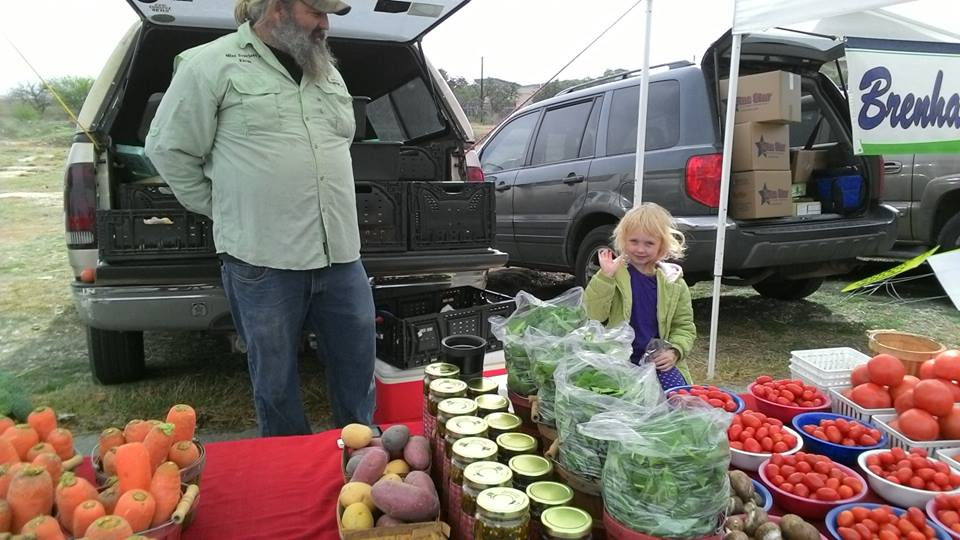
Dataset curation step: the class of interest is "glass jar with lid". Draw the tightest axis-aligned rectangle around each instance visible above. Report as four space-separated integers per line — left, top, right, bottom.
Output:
508 454 554 492
448 437 498 539
462 461 513 540
476 394 510 416
467 377 500 398
423 362 460 397
484 412 523 440
539 506 592 540
475 487 530 540
426 378 467 440
526 481 574 539
443 416 489 506
437 397 479 440
496 432 538 465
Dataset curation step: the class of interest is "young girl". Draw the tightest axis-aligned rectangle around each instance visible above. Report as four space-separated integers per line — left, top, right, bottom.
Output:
584 202 696 390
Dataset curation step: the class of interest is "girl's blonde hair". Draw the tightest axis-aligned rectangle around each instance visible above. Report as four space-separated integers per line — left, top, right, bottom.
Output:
612 202 686 261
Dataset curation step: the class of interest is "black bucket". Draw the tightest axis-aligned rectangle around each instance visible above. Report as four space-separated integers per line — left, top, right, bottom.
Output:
441 334 487 382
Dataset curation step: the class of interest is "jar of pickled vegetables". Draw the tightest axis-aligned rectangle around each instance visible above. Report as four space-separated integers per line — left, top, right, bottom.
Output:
462 461 513 540
475 487 530 540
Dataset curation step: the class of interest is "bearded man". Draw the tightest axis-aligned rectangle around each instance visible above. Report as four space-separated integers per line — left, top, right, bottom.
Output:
145 0 376 436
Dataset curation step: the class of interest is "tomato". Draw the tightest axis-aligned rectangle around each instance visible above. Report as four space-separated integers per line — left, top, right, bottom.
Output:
792 483 810 498
934 349 960 381
860 518 879 533
895 389 916 414
851 364 871 386
920 359 938 380
744 438 762 452
756 375 773 384
836 510 855 527
817 487 839 501
851 506 871 520
837 485 854 499
837 527 859 540
851 382 893 409
891 375 921 401
939 510 960 526
936 378 960 401
908 506 927 528
870 506 891 523
869 353 907 386
741 413 761 429
912 379 955 416
899 408 941 441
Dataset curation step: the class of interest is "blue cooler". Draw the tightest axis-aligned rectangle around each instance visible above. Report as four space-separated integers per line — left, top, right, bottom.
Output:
815 171 865 213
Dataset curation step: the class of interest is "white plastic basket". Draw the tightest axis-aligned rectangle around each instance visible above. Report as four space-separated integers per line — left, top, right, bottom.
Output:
873 413 960 454
828 386 895 424
791 347 871 374
789 363 851 390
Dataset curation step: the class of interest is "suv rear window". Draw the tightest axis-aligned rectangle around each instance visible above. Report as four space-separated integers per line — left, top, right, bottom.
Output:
606 80 679 155
367 77 444 142
530 99 595 166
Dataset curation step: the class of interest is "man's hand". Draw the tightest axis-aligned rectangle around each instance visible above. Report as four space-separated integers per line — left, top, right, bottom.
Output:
651 348 679 371
598 248 625 278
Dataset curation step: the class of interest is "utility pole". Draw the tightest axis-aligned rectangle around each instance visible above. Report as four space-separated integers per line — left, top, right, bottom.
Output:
479 56 484 124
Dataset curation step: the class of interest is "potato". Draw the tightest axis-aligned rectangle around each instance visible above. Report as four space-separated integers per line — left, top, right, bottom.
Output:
382 425 410 458
779 514 820 540
341 502 374 530
380 473 403 483
404 470 438 499
384 459 410 477
341 424 373 450
755 522 782 540
724 532 750 540
376 515 405 527
402 435 431 471
339 482 375 511
352 447 390 485
371 478 440 521
729 470 754 501
345 454 364 480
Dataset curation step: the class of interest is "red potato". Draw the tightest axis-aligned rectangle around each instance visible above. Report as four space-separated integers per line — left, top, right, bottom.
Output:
370 477 439 522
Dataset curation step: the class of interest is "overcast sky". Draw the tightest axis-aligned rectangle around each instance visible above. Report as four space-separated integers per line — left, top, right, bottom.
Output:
0 0 951 95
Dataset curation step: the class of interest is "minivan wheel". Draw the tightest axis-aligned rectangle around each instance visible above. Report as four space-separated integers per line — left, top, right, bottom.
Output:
86 326 145 384
752 276 824 301
574 225 616 286
937 213 960 252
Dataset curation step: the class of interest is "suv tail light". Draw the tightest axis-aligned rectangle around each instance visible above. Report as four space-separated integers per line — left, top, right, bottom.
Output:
466 166 485 182
64 162 97 248
685 153 723 208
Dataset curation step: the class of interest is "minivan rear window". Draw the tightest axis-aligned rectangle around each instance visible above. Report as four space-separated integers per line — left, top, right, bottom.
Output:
606 80 679 155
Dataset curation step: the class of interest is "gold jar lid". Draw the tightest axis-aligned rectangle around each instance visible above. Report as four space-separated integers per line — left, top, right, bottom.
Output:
468 377 499 394
525 481 574 506
508 454 553 478
476 487 530 520
446 415 487 437
425 362 460 378
475 394 510 412
438 397 478 417
453 437 498 461
496 432 537 453
464 460 513 488
429 378 467 398
485 412 522 432
540 506 593 538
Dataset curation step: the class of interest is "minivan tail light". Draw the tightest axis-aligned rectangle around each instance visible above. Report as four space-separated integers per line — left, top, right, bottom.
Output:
685 153 723 208
466 166 485 182
64 162 97 248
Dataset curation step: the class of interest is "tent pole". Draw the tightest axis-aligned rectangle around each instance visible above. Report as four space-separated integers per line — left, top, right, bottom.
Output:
707 32 743 379
632 0 653 207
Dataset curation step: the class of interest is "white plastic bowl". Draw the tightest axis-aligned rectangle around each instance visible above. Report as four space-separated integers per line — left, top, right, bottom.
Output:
730 426 804 471
857 448 960 508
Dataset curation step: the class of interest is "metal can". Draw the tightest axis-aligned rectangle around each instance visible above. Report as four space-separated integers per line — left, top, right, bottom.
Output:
508 454 553 492
526 481 574 539
448 437 499 539
496 432 538 465
462 461 513 540
476 394 511 416
540 506 592 540
475 487 530 540
485 412 523 440
437 398 479 440
426 378 467 441
468 377 500 398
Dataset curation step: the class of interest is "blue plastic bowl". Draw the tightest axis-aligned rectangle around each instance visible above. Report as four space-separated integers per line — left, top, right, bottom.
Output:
666 385 746 413
791 411 889 467
752 478 773 512
825 502 950 540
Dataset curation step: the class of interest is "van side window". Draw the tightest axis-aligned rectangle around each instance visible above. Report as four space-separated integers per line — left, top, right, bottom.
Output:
606 81 679 155
480 112 539 173
579 96 604 158
530 100 594 166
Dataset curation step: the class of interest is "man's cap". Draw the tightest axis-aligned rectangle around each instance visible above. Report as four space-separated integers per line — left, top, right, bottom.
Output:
302 0 351 15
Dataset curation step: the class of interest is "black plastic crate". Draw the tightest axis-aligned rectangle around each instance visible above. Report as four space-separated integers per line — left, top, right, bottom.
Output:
118 183 182 210
357 181 407 253
350 142 401 181
97 209 216 262
374 286 516 370
409 182 495 250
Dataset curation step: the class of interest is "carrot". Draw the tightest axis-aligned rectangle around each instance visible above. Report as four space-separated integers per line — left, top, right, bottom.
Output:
72 499 105 537
113 489 156 533
0 498 10 533
122 420 150 444
44 428 74 461
0 438 18 465
0 462 25 498
142 423 176 471
167 440 200 469
97 483 120 514
102 446 118 477
31 452 62 486
7 464 53 533
2 424 40 461
149 462 180 527
26 407 57 441
0 416 13 435
114 443 151 494
26 442 55 462
20 514 65 540
98 427 125 461
55 472 98 534
83 515 134 540
165 404 196 443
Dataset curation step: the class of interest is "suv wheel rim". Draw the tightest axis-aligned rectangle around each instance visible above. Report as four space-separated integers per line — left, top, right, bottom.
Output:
584 246 605 281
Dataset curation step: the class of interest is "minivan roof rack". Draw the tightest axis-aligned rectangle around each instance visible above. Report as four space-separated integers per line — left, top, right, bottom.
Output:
554 60 694 96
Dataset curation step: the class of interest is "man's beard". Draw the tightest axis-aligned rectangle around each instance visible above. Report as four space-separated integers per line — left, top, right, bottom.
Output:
270 9 337 79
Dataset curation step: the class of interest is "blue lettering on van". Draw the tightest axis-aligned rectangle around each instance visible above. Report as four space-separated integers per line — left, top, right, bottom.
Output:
858 66 960 131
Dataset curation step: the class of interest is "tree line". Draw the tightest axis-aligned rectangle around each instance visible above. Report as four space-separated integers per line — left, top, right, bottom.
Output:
5 76 95 119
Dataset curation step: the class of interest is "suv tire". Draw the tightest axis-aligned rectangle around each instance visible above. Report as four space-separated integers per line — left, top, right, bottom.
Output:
752 276 824 301
575 225 615 286
937 213 960 252
87 327 145 384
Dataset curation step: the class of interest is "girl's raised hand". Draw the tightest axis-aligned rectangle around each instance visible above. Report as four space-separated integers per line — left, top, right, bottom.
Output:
598 248 624 278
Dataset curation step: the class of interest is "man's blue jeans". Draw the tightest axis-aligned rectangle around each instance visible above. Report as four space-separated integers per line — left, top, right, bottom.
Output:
221 258 376 436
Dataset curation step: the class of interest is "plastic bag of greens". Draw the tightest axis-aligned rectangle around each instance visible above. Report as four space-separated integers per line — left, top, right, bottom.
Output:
570 321 633 359
490 287 587 396
553 352 661 480
579 395 733 538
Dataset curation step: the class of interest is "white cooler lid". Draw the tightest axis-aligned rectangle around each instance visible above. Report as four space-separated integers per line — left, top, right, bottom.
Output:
375 350 506 384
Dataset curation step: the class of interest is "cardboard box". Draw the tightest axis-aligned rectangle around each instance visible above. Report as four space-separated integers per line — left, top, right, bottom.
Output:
733 122 790 172
790 149 829 184
793 201 822 216
720 70 801 124
790 183 807 198
730 171 792 219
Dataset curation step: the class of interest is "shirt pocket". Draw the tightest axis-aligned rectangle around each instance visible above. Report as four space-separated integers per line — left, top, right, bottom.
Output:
315 78 356 140
230 75 282 135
